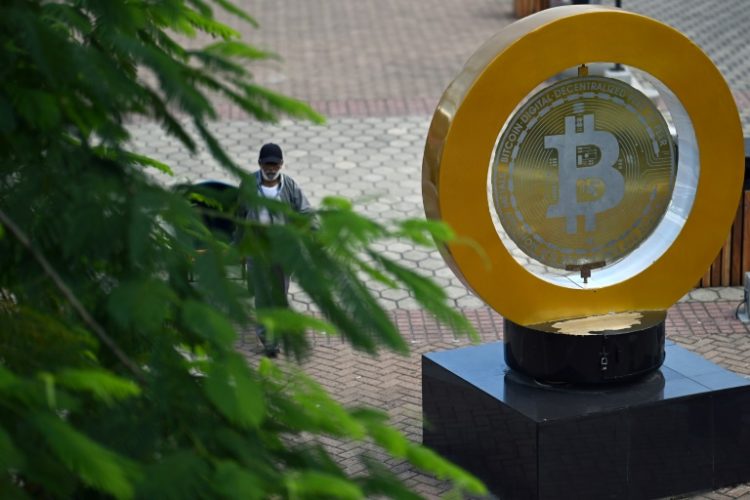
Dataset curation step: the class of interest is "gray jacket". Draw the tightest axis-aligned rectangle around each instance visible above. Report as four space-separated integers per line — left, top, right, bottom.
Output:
236 171 312 230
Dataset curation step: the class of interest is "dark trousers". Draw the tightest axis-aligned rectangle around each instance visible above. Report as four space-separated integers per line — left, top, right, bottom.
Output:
246 259 290 352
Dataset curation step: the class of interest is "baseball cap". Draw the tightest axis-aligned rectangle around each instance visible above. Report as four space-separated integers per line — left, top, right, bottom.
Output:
259 143 283 164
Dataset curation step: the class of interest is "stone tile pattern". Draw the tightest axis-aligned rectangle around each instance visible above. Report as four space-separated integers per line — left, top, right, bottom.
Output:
626 0 750 137
202 0 750 134
215 0 515 111
236 300 750 499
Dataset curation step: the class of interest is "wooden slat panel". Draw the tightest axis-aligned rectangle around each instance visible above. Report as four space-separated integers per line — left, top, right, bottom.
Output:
731 197 743 285
711 249 722 286
693 190 749 288
721 232 731 285
514 0 530 17
514 0 549 18
743 190 750 284
702 263 712 287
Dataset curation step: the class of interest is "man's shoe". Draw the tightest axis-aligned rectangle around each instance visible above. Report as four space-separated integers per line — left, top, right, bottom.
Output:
263 346 280 358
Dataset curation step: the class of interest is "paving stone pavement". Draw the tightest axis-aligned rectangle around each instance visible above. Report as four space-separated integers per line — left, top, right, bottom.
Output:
626 0 750 138
128 0 750 497
208 0 750 135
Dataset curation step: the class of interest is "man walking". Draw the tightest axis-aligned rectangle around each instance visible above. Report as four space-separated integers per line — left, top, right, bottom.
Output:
236 143 313 357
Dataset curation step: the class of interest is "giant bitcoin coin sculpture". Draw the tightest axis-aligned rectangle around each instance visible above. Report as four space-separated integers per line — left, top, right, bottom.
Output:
422 5 744 382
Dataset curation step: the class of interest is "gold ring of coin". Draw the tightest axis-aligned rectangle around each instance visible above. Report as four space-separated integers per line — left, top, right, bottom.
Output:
422 6 744 325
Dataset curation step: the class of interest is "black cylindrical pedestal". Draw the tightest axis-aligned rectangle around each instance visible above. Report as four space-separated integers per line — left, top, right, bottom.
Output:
504 311 666 384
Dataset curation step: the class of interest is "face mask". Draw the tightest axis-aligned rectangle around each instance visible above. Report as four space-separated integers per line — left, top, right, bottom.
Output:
261 168 281 182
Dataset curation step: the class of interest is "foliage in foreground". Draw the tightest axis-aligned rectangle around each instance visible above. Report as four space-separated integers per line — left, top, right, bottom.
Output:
0 0 485 498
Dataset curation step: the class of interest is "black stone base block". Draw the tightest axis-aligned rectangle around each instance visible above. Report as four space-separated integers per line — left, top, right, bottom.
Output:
504 311 666 384
422 342 750 500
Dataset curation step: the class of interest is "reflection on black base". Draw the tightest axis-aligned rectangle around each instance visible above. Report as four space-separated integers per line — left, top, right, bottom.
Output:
504 311 666 384
422 342 750 500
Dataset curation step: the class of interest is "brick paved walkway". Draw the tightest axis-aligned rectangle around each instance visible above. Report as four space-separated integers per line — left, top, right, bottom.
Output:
219 0 515 115
129 0 750 497
213 0 750 134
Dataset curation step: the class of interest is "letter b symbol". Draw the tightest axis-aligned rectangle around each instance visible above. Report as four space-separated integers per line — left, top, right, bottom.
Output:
545 114 624 233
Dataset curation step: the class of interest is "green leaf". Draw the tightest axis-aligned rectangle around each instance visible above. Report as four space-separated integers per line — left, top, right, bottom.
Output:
256 356 279 379
125 191 160 266
204 353 265 428
190 247 247 321
9 87 61 131
241 83 325 123
367 422 409 458
358 457 423 500
316 202 385 251
353 259 398 288
108 278 177 333
137 451 211 500
142 87 198 151
43 3 93 34
188 192 223 210
320 196 353 210
55 369 140 404
212 461 264 499
276 233 405 354
193 119 240 171
353 409 486 495
121 151 174 174
185 0 213 17
33 414 140 499
181 300 236 347
286 471 363 499
286 372 366 438
0 366 17 391
39 372 57 410
0 309 98 375
89 147 173 175
256 308 338 336
19 450 77 497
396 219 455 246
406 446 486 495
205 40 275 61
0 426 24 470
0 480 31 500
210 0 259 26
370 252 477 342
183 9 239 39
0 95 15 133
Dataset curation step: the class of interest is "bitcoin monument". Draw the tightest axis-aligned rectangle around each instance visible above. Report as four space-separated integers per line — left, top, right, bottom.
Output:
494 73 677 383
421 6 750 499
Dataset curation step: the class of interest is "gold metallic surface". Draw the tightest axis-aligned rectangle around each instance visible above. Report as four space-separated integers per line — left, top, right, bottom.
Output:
550 311 643 336
492 76 676 269
422 5 744 325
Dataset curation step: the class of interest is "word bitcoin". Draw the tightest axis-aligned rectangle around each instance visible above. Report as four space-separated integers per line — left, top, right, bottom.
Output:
492 76 676 269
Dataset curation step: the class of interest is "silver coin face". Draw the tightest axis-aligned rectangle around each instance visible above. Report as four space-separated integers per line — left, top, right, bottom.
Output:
492 76 676 269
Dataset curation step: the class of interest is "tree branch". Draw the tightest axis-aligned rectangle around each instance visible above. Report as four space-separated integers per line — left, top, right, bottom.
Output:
0 208 145 382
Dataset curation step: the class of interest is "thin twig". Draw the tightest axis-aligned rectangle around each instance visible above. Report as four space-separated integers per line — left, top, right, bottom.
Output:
0 209 145 382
